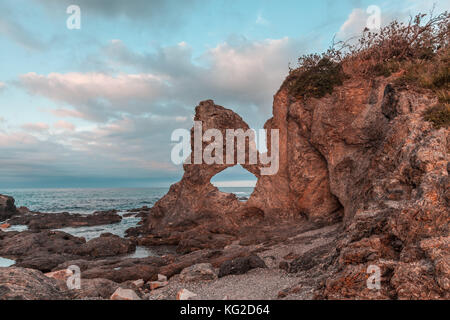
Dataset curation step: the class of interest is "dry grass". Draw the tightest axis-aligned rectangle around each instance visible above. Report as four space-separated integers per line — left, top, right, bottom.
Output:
423 104 450 128
285 11 449 104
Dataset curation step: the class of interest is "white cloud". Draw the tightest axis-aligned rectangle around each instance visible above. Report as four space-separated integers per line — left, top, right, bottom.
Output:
54 120 75 131
21 122 50 132
337 8 369 39
19 72 168 121
256 12 269 25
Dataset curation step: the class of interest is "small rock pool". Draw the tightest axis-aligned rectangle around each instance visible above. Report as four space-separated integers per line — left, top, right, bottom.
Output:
0 257 15 267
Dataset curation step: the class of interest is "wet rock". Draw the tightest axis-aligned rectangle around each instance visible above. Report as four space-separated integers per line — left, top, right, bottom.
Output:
74 233 135 258
0 267 68 300
8 210 122 230
0 230 85 272
179 263 217 282
218 255 267 278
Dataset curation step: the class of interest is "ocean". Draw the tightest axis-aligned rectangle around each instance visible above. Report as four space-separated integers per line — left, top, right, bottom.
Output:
0 187 254 214
0 187 254 266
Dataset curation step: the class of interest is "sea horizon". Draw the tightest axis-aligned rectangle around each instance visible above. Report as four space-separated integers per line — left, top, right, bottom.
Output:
0 186 255 215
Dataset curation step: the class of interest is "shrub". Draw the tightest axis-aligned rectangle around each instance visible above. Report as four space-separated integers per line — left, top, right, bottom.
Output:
423 104 450 128
393 47 449 91
287 57 347 99
287 11 449 100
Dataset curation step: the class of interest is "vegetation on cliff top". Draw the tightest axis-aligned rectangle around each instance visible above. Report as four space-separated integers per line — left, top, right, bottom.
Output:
286 11 449 103
423 104 450 128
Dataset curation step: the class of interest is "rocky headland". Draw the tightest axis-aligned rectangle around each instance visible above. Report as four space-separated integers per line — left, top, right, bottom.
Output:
0 14 448 300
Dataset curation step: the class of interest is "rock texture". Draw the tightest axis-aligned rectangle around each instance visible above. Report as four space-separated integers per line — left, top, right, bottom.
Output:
179 263 217 282
74 233 135 258
0 195 17 220
7 210 122 230
135 69 449 299
0 267 67 300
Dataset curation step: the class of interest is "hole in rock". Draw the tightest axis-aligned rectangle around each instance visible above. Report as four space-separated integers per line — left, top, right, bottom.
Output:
211 165 256 202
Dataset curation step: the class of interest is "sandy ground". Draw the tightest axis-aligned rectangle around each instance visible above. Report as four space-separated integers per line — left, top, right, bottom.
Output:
148 224 340 300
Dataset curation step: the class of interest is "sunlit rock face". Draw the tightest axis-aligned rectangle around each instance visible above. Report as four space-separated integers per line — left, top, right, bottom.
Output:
137 71 448 299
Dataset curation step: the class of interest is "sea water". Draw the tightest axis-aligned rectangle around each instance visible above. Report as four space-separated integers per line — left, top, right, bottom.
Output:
0 187 254 240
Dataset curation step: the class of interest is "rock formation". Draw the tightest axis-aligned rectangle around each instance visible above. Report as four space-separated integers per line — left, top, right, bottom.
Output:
135 58 449 299
0 194 17 220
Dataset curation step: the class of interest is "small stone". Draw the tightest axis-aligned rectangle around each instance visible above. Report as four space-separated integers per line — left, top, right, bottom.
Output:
110 287 141 300
176 288 197 300
157 274 167 282
44 269 74 282
132 279 145 288
149 281 168 290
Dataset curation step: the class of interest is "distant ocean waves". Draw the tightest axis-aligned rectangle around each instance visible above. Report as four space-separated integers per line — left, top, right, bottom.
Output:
0 187 254 214
0 187 255 260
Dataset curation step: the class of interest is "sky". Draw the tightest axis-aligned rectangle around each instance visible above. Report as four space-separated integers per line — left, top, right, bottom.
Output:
0 0 448 188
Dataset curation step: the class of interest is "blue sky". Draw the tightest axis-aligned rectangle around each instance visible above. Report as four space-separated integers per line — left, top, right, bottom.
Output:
0 0 448 188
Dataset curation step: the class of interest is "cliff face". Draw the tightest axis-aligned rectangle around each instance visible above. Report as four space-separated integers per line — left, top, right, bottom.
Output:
137 68 448 299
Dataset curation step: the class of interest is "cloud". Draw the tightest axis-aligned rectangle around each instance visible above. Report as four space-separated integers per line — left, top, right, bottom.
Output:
19 36 312 128
21 122 50 132
19 72 169 122
0 113 185 187
36 0 202 31
101 36 313 123
337 8 369 39
54 120 75 131
256 12 269 26
0 82 5 92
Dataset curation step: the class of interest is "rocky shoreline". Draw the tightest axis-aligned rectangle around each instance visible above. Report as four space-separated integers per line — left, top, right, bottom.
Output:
1 194 342 300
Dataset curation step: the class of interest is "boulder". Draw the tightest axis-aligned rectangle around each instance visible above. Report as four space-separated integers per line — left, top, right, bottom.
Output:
179 263 217 282
74 233 135 258
0 195 17 220
218 255 266 278
0 267 67 300
72 278 119 299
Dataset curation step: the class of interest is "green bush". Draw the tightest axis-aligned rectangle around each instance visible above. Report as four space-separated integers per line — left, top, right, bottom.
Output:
288 58 347 99
423 104 450 128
